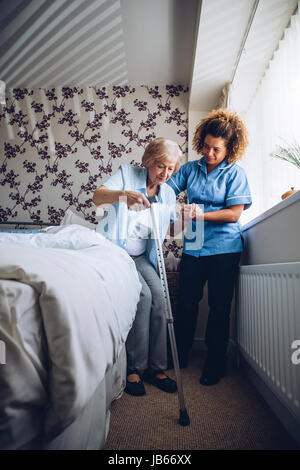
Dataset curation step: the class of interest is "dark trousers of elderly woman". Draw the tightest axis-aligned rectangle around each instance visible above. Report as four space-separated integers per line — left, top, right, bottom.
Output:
175 252 241 370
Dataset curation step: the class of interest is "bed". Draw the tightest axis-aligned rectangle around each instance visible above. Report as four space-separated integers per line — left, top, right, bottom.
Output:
0 223 141 450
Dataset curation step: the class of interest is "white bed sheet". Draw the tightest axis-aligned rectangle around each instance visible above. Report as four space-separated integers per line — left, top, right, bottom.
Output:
0 280 47 380
0 226 141 447
0 280 48 448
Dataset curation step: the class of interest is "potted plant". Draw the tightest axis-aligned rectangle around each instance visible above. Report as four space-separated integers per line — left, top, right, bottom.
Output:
271 141 300 199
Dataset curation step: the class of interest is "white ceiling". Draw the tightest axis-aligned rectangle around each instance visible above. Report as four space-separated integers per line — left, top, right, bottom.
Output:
0 0 198 88
190 0 298 112
229 0 299 113
0 0 298 112
189 0 258 111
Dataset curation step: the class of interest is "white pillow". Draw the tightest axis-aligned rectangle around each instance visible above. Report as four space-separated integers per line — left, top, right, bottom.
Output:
0 224 105 250
60 209 95 230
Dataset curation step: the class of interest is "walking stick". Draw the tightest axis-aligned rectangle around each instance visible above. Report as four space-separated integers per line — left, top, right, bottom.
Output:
147 195 190 426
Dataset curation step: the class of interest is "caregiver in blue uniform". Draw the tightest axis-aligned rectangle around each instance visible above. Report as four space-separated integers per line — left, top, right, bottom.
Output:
167 108 252 386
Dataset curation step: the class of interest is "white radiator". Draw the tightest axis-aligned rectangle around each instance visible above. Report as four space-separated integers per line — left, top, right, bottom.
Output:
236 262 300 434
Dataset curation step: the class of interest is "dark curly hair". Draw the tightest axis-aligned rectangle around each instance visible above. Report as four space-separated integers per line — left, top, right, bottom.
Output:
192 108 249 163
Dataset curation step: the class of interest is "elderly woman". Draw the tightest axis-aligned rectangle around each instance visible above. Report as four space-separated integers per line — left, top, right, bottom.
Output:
93 138 182 396
167 109 252 386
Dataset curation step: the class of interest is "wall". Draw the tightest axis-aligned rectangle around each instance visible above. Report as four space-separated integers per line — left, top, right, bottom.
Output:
0 85 189 228
241 191 300 265
238 192 300 446
187 110 208 161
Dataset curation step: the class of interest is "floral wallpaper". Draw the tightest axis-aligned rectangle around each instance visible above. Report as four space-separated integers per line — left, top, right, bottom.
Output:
0 85 188 257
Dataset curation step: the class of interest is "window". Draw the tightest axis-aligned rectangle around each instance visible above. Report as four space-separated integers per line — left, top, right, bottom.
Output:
236 5 300 224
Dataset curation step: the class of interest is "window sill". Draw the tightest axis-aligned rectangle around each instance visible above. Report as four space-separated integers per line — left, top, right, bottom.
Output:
242 190 300 232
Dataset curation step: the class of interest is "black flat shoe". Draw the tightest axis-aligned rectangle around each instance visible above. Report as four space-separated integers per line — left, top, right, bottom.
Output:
124 371 146 396
143 369 177 393
200 359 226 386
200 369 223 386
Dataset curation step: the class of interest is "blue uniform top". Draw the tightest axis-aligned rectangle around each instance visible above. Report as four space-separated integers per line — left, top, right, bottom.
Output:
167 156 252 257
95 164 176 269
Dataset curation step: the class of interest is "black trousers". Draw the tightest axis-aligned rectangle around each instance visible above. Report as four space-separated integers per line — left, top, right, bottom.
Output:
175 252 241 366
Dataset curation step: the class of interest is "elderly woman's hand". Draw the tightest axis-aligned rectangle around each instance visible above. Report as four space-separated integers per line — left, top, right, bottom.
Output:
124 191 151 211
181 203 203 221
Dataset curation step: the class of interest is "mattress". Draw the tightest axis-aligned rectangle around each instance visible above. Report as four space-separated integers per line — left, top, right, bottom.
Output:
44 346 127 451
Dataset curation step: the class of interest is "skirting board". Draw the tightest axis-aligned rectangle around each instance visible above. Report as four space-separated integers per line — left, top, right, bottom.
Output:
239 354 300 447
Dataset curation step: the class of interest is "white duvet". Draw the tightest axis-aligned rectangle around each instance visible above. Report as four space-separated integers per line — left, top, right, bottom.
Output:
0 225 141 439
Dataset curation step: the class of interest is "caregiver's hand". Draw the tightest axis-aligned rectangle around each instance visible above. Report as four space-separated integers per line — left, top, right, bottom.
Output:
181 203 203 221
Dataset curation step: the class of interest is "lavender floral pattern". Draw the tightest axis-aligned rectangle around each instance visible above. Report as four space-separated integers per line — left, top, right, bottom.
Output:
0 85 189 257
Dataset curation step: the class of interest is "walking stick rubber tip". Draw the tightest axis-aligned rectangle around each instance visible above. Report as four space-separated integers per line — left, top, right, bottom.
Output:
179 409 190 426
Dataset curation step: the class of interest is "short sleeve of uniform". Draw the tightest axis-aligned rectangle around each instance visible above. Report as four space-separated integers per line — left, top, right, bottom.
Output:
167 163 189 195
102 165 125 190
225 165 252 210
